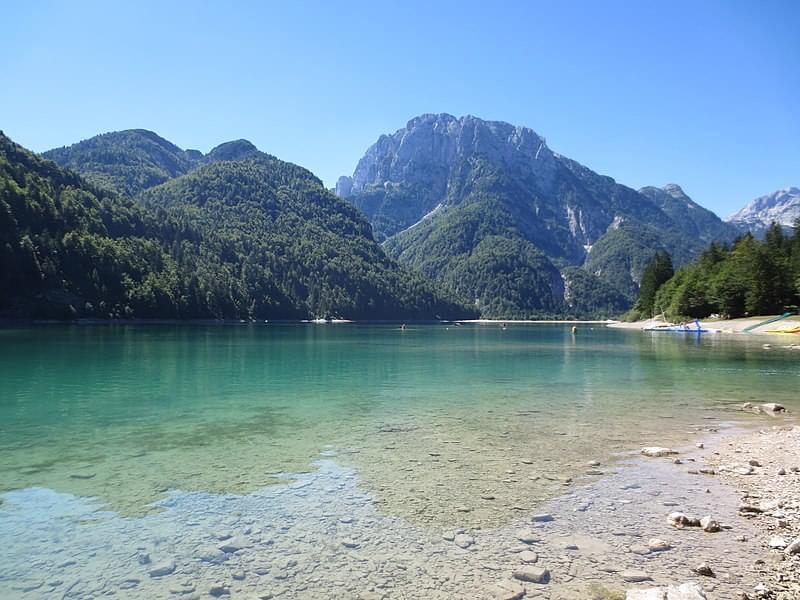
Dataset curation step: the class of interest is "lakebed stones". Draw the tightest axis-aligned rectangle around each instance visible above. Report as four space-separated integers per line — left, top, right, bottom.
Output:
667 512 720 532
147 560 176 578
453 533 475 549
668 512 700 528
516 528 539 544
768 536 786 549
692 562 714 577
785 537 800 555
621 570 652 583
742 402 786 415
512 565 550 584
699 515 721 533
648 538 672 552
488 579 526 600
642 447 678 458
531 513 554 523
218 536 249 553
519 550 538 563
626 582 707 599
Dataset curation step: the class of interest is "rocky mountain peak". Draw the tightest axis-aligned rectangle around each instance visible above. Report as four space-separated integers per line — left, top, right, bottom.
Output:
662 183 688 199
728 187 800 235
345 113 556 196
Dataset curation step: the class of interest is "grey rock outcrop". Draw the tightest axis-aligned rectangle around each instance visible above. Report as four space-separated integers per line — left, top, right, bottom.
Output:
728 187 800 237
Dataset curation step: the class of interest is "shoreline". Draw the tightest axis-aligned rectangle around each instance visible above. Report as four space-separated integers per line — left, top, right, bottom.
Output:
608 315 800 337
1 409 797 599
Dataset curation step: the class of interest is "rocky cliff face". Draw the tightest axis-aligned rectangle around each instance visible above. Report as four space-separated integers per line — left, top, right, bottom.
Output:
336 114 738 316
728 187 800 237
337 114 559 241
639 184 740 244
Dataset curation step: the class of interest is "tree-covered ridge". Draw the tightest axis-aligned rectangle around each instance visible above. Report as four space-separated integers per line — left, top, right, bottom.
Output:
379 156 630 319
1 131 201 318
139 157 471 320
644 223 800 320
43 129 260 197
0 132 472 320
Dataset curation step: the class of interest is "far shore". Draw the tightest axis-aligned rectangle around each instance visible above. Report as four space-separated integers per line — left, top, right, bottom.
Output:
608 314 800 336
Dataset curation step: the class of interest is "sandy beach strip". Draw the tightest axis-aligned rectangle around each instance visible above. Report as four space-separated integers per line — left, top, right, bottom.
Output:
608 315 800 336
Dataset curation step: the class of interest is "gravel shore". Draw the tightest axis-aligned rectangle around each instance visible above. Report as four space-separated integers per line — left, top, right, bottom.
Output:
709 421 800 599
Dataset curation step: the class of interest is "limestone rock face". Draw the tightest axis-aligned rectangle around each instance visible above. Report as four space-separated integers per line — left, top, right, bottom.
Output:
336 113 738 316
728 187 800 237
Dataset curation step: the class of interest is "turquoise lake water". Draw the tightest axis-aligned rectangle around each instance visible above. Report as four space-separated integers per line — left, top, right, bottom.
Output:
0 323 797 522
1 323 798 598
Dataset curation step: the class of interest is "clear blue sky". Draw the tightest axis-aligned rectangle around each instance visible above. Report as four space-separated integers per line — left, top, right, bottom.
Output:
2 0 798 217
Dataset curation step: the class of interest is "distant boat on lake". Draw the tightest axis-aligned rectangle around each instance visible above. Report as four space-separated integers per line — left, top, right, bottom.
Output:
644 319 709 333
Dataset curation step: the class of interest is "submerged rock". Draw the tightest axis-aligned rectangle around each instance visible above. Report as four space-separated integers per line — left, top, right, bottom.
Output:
784 537 800 555
515 528 539 544
488 579 526 600
512 565 550 584
218 536 249 553
667 512 700 528
531 513 553 523
621 570 652 583
699 515 721 533
626 582 707 599
453 533 475 549
768 536 786 549
648 538 671 552
642 447 678 457
692 562 714 577
148 560 176 578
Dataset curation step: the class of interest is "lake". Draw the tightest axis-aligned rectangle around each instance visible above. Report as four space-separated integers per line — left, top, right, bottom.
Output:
0 323 797 598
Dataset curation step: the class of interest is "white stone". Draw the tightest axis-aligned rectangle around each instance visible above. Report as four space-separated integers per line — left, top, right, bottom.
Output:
515 528 539 544
512 565 549 584
785 537 800 555
768 536 786 549
621 570 651 582
648 538 671 552
641 447 678 457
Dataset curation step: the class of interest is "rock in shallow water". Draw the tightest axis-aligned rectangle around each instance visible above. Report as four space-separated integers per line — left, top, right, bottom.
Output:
648 538 671 552
699 515 721 533
784 537 800 555
515 528 539 544
218 536 249 553
148 560 176 578
453 533 475 549
667 512 700 528
488 579 526 600
626 582 707 599
512 565 550 584
622 570 651 583
642 447 678 457
692 562 714 577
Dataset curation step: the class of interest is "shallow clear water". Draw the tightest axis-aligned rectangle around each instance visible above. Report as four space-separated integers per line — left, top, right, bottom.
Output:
1 324 798 518
0 324 798 598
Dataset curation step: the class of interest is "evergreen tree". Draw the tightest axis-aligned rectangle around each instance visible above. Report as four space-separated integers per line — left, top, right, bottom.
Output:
633 251 674 317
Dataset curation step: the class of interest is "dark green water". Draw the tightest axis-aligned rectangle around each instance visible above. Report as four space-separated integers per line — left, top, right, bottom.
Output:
0 323 797 524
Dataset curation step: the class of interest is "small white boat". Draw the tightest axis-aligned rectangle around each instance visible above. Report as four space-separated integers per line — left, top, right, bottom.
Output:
645 319 708 333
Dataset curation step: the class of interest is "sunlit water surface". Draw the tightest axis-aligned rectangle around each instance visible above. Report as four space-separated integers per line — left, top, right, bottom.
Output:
0 324 797 598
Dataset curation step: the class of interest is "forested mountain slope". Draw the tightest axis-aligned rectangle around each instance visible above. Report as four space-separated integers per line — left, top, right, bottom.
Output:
337 114 738 317
2 132 471 320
